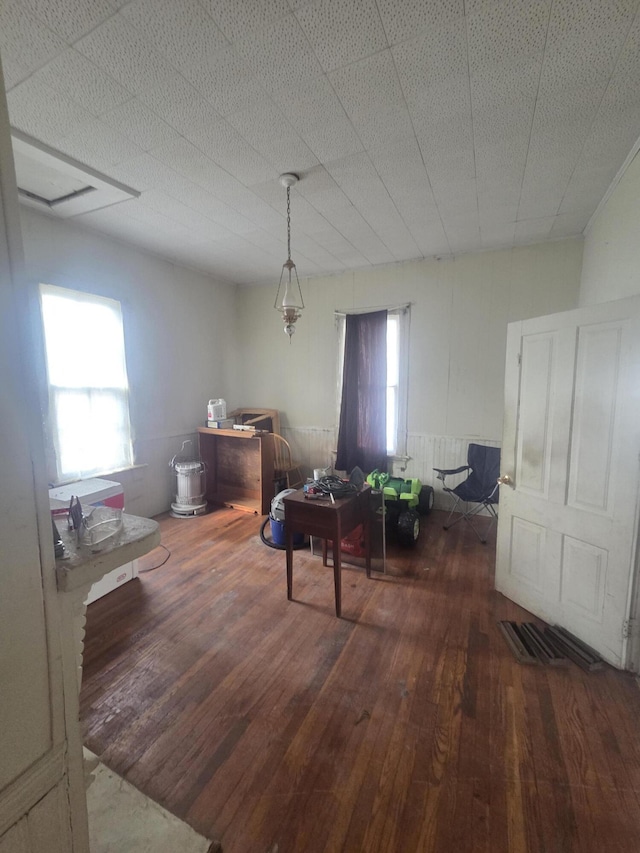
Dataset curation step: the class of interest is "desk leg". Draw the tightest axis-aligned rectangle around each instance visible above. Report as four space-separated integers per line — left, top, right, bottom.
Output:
333 531 342 618
286 526 293 601
364 509 371 579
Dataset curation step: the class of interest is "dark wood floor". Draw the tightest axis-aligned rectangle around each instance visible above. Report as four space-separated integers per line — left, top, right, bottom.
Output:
81 507 640 853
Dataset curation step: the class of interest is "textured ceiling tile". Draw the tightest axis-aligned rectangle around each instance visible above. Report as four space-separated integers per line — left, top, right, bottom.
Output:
76 205 155 245
396 205 449 256
368 137 437 205
105 154 184 192
324 152 389 206
299 185 354 219
7 77 91 141
184 114 277 186
514 217 555 241
432 174 477 199
477 200 519 222
539 29 628 94
466 0 551 75
289 235 347 271
327 206 396 265
226 100 319 175
480 221 516 247
521 152 576 189
422 149 477 188
179 45 267 117
295 0 388 73
101 98 180 151
558 168 618 214
517 188 564 220
53 117 145 168
138 73 221 132
291 164 340 197
116 199 194 238
2 56 32 91
614 10 640 82
329 50 414 150
377 0 464 46
75 14 176 96
549 209 592 236
444 218 481 253
0 1 66 75
271 74 364 162
150 137 230 193
6 0 640 281
392 18 468 94
240 226 285 259
418 109 476 183
474 135 529 181
165 182 260 234
201 0 292 44
470 54 542 117
206 181 285 229
581 76 640 164
407 74 471 130
545 0 638 49
531 82 608 136
234 14 324 94
34 49 132 117
379 228 422 262
21 0 117 43
121 0 229 74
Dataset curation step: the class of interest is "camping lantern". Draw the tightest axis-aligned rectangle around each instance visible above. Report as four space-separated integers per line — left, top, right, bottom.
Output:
169 440 207 518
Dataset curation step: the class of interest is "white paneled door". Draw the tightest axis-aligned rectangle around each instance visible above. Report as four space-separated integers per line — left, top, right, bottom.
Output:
495 296 640 668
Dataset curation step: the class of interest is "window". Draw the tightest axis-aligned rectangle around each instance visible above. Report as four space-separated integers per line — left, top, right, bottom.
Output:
39 284 133 483
336 305 410 462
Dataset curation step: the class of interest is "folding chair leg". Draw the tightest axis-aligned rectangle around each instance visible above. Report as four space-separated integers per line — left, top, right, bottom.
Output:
443 499 498 544
466 503 498 544
442 496 464 530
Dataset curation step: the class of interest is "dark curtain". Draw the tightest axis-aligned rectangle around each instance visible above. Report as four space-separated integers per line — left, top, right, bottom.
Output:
335 310 388 474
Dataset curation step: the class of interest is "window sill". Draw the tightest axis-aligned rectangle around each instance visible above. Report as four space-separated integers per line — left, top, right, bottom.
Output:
52 463 148 488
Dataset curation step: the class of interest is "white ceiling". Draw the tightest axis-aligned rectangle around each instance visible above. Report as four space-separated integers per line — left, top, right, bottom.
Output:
3 0 640 286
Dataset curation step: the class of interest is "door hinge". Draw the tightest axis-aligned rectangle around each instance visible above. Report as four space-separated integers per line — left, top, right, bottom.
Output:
623 618 636 639
517 352 522 366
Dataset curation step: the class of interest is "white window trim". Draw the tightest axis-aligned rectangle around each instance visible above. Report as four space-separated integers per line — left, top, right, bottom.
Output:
39 283 134 484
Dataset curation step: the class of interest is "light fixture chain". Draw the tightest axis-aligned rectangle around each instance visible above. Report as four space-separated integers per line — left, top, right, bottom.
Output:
287 185 291 261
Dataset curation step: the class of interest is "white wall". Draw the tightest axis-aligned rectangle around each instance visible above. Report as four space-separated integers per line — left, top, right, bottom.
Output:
20 208 239 517
237 239 583 497
21 208 584 514
580 149 640 305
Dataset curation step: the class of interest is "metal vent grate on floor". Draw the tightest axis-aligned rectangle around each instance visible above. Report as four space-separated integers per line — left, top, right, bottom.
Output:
498 621 605 671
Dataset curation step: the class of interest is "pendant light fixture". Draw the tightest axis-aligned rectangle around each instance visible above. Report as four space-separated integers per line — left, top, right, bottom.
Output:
274 172 304 340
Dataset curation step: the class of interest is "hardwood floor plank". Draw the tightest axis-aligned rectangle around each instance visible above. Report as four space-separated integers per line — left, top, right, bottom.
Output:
80 507 640 852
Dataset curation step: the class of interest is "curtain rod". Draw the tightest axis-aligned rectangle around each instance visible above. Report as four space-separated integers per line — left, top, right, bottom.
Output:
334 302 411 317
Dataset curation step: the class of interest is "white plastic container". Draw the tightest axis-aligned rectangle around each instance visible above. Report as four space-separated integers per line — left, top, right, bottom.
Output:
47 479 137 605
207 398 227 421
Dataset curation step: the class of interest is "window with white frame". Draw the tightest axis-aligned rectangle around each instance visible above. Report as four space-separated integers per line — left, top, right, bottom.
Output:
336 305 410 460
39 284 134 483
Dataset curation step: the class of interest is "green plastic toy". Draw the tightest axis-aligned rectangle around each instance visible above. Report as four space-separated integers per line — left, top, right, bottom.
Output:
366 470 434 547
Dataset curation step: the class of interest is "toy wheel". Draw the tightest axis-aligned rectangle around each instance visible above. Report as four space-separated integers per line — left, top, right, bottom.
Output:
418 485 434 516
397 509 420 547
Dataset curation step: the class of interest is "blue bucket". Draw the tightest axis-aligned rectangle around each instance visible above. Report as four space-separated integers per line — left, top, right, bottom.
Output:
270 516 303 548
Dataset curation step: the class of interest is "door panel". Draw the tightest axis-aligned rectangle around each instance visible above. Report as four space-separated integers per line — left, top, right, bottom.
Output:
517 332 555 497
496 297 640 667
560 536 607 621
568 323 622 513
509 516 547 592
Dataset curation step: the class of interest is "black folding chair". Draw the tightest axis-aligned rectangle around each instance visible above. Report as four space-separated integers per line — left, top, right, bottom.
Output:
433 444 501 543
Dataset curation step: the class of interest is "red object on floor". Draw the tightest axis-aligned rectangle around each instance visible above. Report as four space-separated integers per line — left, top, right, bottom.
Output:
340 523 365 557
